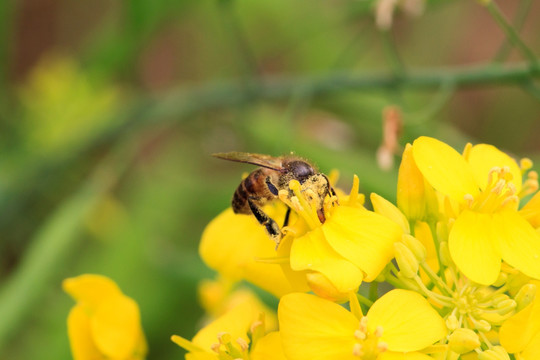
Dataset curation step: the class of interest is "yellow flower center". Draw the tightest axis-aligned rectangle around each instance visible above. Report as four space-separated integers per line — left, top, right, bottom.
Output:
279 177 339 231
210 332 250 360
446 285 516 336
352 317 388 360
464 166 519 213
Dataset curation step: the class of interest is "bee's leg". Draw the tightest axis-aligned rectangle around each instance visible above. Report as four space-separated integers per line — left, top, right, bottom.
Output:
248 198 281 243
282 206 291 227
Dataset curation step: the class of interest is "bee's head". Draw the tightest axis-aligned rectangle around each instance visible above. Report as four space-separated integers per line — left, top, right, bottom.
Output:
286 160 316 183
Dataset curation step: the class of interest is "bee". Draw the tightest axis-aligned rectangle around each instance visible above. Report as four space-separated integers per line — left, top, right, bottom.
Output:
213 152 335 243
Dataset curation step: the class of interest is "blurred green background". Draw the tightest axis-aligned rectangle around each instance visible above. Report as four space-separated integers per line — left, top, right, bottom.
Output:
0 0 539 359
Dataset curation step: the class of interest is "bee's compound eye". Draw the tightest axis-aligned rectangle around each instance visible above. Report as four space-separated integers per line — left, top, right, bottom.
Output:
288 161 315 182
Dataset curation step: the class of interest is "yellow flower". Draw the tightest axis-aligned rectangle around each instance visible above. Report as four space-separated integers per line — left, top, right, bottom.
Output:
172 296 285 360
278 289 446 360
62 274 147 360
19 53 121 155
199 203 310 297
278 176 402 301
396 143 439 223
412 136 540 285
201 175 402 301
500 287 540 360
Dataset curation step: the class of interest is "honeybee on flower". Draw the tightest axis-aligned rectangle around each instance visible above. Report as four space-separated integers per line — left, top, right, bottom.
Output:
203 152 402 301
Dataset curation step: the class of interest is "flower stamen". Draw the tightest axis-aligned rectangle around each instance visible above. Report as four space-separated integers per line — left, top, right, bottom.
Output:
464 167 520 213
352 317 387 359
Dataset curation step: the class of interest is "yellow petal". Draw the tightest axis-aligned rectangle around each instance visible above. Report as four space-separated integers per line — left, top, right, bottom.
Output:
494 211 540 280
412 136 478 203
367 289 446 352
185 352 218 360
200 207 302 297
66 304 103 360
90 294 143 359
468 144 522 193
379 351 434 360
191 299 258 350
500 299 540 353
449 210 501 285
371 193 410 234
520 190 540 228
290 227 363 293
413 221 438 273
251 332 288 360
521 331 540 360
323 206 402 281
397 143 426 222
278 293 358 360
63 274 122 308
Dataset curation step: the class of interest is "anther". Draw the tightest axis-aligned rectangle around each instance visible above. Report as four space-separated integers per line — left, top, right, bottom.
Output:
211 343 221 353
487 167 500 185
354 329 366 340
521 158 533 172
352 343 363 357
236 338 249 352
500 195 519 208
464 194 474 208
374 326 384 338
377 341 388 352
359 316 369 332
491 179 506 194
218 332 232 344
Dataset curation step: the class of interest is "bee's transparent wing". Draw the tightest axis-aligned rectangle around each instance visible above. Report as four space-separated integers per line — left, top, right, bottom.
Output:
212 152 284 170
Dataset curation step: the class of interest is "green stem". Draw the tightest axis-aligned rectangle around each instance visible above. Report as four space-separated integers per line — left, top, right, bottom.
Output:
413 277 453 308
420 261 453 297
0 144 133 351
486 1 538 69
217 0 259 77
492 0 533 63
356 293 374 308
369 281 379 302
382 30 406 79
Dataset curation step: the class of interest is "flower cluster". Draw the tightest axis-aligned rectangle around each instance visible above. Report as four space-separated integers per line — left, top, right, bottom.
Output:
63 136 540 360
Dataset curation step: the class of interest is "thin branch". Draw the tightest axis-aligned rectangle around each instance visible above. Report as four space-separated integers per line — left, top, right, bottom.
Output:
492 0 534 63
486 1 538 70
217 0 259 77
382 30 406 79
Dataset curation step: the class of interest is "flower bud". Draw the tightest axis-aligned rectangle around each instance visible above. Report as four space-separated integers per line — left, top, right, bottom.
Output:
401 234 426 262
439 241 452 267
478 346 510 360
496 299 517 316
470 317 491 332
446 314 459 331
397 144 426 222
394 242 419 278
448 328 480 354
371 193 410 233
514 283 537 312
305 272 352 303
491 294 509 305
493 272 508 287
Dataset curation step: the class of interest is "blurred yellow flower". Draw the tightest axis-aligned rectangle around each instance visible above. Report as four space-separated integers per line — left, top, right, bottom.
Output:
62 274 147 360
412 136 540 285
278 290 446 360
172 296 285 360
18 53 121 155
